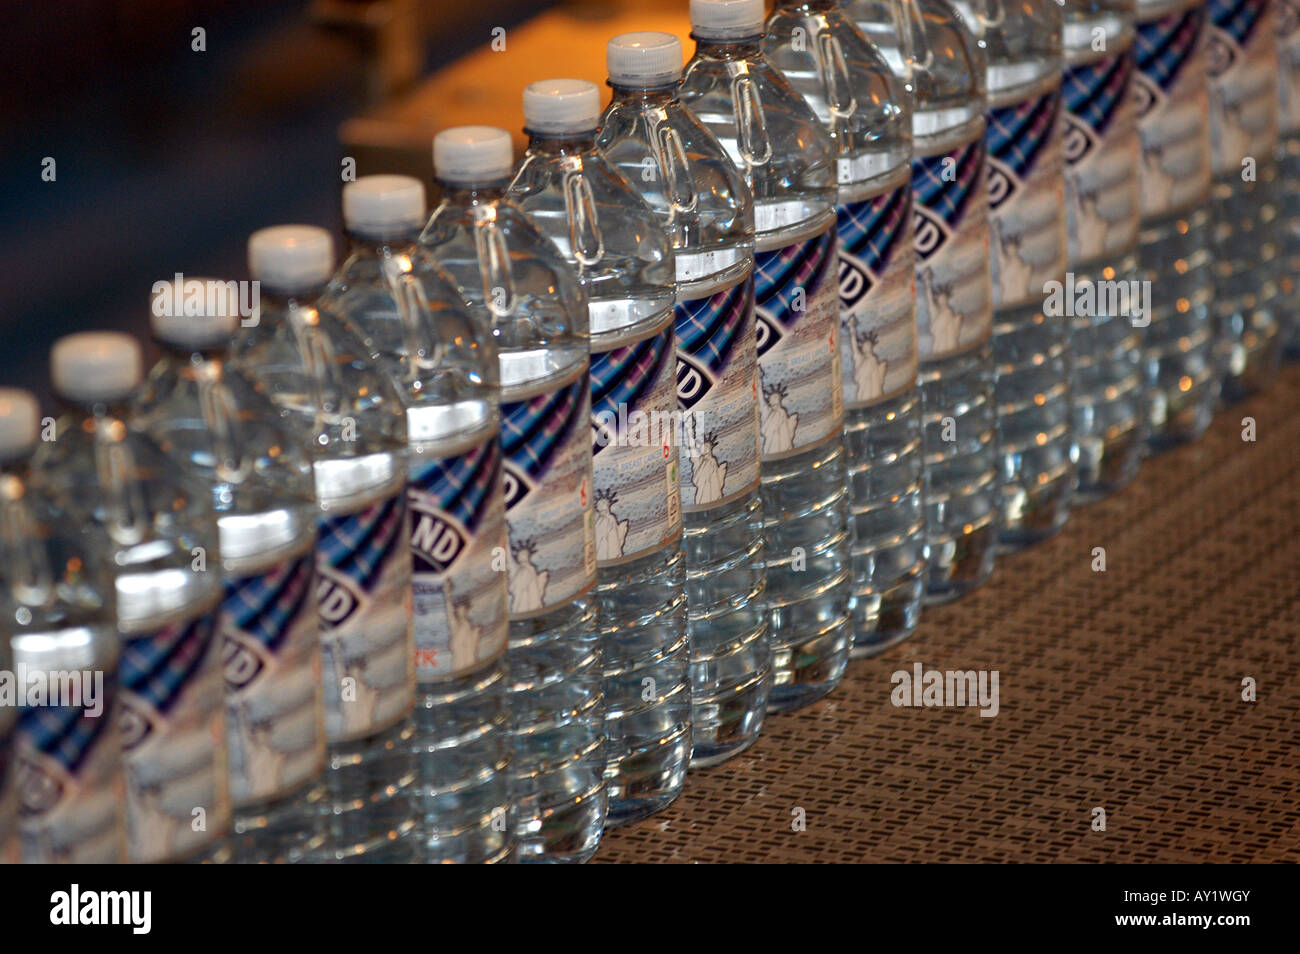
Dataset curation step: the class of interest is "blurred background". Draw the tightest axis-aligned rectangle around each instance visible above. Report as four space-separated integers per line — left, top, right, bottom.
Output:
2 0 696 403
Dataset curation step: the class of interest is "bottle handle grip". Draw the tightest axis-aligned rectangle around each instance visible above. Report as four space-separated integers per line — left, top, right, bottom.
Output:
733 73 772 169
817 30 858 125
472 212 518 321
382 255 442 382
564 168 605 269
0 479 54 607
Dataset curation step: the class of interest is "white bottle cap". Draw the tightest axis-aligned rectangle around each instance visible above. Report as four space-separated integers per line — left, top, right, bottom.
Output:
51 332 143 403
524 79 602 134
433 126 514 184
248 225 334 292
343 175 427 237
607 32 684 87
0 389 40 458
690 0 767 39
150 277 241 348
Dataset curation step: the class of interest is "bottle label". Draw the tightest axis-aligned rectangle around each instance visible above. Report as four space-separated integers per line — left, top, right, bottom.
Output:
408 437 509 680
591 314 683 565
1136 4 1214 217
911 136 994 360
16 681 123 863
1207 0 1278 174
675 273 762 511
316 492 416 743
118 612 229 863
754 223 844 459
501 370 598 617
987 85 1069 309
1279 0 1300 133
837 183 919 408
221 551 326 806
1063 49 1141 265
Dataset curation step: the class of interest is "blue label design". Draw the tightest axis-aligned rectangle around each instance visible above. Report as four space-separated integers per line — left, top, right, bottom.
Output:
17 697 116 781
221 555 314 692
987 86 1068 309
500 370 596 616
1063 54 1136 161
675 273 760 510
754 225 843 458
675 274 752 411
837 185 910 310
501 375 586 508
1137 5 1212 218
316 494 406 630
1209 0 1267 49
912 138 986 261
221 551 324 806
1137 7 1206 106
118 615 218 750
410 440 499 576
591 327 675 454
409 437 509 678
1063 50 1140 265
987 88 1062 209
837 182 918 407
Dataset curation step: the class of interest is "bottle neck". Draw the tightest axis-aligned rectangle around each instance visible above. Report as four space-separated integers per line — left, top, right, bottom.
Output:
608 85 679 108
59 396 131 425
345 231 420 260
437 180 509 205
526 131 598 155
692 36 764 60
159 345 229 380
258 284 328 312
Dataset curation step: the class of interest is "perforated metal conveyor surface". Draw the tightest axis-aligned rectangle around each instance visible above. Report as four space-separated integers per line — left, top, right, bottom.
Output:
595 365 1300 863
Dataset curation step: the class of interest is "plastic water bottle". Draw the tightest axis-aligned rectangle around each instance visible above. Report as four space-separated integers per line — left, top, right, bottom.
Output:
1135 0 1218 446
327 176 514 863
849 0 1000 601
1 388 126 863
1208 0 1282 399
1277 0 1300 355
36 332 229 863
763 2 925 652
959 0 1074 547
681 0 852 709
1061 0 1147 497
599 32 768 765
508 82 690 824
234 227 419 863
131 279 328 863
421 128 606 863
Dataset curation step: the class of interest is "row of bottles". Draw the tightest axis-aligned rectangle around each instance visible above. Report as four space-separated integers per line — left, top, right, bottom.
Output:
2 0 1292 864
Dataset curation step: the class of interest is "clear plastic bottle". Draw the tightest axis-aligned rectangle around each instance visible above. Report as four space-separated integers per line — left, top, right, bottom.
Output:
1277 0 1300 356
327 176 514 864
1135 0 1218 446
681 0 851 709
598 32 768 765
848 0 1001 601
1 388 126 864
131 279 328 863
1207 0 1283 399
763 2 926 653
1062 0 1147 497
959 0 1075 546
34 332 228 863
233 227 419 863
508 82 690 824
420 128 605 863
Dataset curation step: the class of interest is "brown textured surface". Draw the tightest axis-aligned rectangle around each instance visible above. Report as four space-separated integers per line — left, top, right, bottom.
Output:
596 365 1300 863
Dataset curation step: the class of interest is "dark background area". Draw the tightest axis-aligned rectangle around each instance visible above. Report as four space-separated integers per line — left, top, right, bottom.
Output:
0 0 550 404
